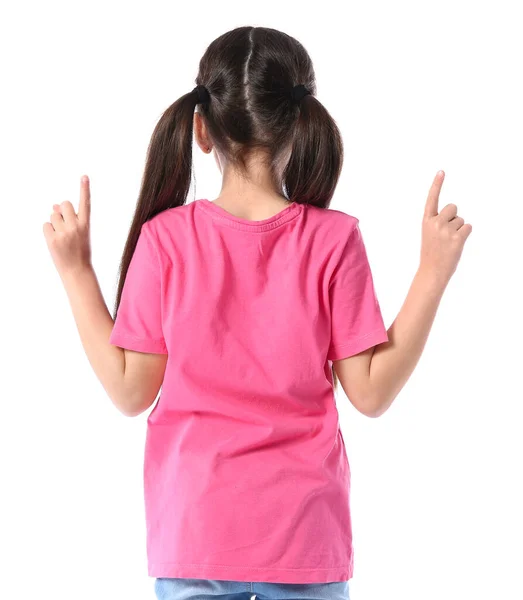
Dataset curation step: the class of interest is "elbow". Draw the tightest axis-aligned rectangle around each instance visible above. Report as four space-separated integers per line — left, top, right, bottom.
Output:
357 400 381 418
341 373 398 419
350 389 385 418
119 397 152 417
363 392 396 418
351 395 382 418
120 406 144 418
348 388 381 418
110 391 148 418
365 406 384 419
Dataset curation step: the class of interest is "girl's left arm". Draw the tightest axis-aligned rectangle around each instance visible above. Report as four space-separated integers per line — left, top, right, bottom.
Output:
43 176 167 417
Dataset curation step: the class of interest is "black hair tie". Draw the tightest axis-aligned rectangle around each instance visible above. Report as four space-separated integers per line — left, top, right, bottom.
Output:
193 85 210 105
291 84 311 104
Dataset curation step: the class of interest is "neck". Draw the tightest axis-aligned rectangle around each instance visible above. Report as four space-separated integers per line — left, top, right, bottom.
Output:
213 151 290 219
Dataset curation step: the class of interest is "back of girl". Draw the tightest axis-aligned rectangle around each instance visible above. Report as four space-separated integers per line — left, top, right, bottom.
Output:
44 25 471 600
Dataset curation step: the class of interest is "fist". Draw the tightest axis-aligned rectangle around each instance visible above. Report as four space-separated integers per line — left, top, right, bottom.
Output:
420 171 472 285
43 175 92 279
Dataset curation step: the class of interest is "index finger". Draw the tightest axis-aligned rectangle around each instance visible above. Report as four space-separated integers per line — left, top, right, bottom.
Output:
78 175 91 224
424 170 445 218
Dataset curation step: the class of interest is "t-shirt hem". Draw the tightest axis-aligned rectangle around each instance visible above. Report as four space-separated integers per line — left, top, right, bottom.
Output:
328 328 389 361
148 562 353 583
109 331 168 354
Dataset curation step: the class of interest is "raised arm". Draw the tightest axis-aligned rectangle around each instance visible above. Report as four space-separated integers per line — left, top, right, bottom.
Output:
334 170 472 418
43 176 167 417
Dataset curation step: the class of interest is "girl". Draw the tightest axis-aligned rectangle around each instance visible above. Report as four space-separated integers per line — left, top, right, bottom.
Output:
43 26 471 600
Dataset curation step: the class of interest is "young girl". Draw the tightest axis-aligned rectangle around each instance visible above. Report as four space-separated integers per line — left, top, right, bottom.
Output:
43 26 471 600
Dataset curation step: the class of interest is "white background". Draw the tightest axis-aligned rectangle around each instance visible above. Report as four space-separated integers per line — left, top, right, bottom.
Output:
1 1 522 599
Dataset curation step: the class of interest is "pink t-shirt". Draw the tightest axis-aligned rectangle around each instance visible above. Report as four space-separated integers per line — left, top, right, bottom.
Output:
109 198 388 584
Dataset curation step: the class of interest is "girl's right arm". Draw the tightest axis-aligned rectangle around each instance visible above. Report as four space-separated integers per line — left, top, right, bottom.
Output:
333 171 472 418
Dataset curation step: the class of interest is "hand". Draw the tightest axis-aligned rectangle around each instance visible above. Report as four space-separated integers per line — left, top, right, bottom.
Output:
420 170 472 286
43 175 92 280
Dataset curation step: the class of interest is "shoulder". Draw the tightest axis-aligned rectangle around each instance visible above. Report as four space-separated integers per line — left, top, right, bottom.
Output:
145 201 196 228
135 203 198 265
142 201 198 241
303 203 360 243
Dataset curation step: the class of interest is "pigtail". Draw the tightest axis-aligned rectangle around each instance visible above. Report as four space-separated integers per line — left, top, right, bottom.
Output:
113 91 199 317
282 94 343 208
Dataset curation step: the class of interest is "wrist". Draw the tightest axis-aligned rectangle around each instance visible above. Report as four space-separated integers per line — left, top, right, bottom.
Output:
60 263 95 288
415 265 449 296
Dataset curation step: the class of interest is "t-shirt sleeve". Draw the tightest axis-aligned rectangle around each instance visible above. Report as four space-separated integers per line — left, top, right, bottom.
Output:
109 222 168 354
327 221 388 361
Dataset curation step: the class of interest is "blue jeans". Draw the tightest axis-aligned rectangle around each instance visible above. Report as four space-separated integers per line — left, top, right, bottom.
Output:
154 578 350 600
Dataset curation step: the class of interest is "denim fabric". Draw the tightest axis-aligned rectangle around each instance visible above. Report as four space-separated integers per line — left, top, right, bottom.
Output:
154 577 350 600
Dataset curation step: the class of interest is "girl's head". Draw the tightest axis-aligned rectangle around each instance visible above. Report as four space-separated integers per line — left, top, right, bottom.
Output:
190 26 343 205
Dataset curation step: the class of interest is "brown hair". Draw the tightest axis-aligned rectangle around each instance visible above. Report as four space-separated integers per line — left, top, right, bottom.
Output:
113 26 344 388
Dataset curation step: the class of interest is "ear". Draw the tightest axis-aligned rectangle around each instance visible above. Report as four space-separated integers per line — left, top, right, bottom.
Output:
193 112 213 154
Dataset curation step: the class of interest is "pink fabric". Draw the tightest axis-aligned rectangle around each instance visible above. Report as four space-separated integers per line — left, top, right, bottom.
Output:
109 199 388 583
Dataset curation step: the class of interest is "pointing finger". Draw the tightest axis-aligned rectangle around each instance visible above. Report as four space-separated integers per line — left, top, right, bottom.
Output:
78 175 91 225
424 170 444 218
